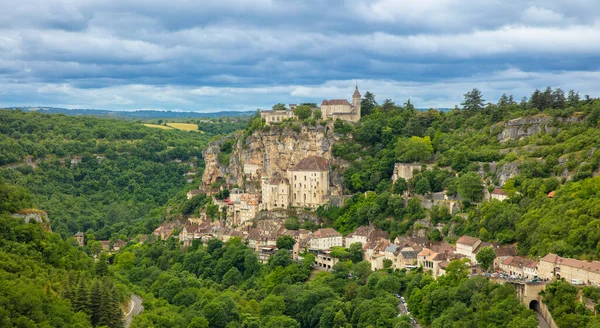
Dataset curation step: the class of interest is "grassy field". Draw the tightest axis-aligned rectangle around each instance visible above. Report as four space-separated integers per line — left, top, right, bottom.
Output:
166 123 201 131
143 123 203 132
143 124 173 130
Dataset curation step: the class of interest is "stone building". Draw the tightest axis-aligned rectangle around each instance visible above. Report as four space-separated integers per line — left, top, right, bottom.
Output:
309 228 343 250
261 86 361 124
260 174 290 210
261 156 330 210
74 232 85 247
500 256 538 279
455 235 482 263
260 109 295 125
320 86 362 122
539 253 600 285
289 156 330 208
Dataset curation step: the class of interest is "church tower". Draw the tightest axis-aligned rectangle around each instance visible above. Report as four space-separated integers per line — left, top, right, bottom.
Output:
352 84 361 120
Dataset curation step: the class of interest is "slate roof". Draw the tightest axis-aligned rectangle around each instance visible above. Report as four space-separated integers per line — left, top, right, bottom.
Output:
292 156 329 172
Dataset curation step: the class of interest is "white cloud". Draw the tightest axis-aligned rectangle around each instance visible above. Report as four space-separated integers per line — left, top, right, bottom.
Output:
522 6 566 25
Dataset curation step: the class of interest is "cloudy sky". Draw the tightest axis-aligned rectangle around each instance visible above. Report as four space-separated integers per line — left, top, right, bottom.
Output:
1 0 600 112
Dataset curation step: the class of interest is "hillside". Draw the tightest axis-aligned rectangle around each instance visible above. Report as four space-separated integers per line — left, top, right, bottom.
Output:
0 110 242 239
203 88 600 259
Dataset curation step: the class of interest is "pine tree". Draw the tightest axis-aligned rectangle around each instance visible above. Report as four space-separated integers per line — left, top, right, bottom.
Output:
95 254 109 277
73 277 90 314
567 90 580 108
552 88 566 109
89 279 102 326
62 271 77 302
98 279 122 328
461 88 485 112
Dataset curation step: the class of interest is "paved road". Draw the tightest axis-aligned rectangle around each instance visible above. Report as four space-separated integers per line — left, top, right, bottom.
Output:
124 294 144 328
397 297 421 328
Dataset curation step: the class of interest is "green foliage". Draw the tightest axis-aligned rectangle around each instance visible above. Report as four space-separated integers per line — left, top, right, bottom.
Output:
0 110 224 240
272 103 287 111
275 235 295 250
457 172 484 202
293 105 312 121
396 136 434 163
542 280 595 327
475 246 496 271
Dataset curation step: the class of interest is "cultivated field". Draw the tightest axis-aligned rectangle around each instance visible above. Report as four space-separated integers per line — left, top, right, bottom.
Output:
143 123 203 132
143 124 173 130
166 123 201 131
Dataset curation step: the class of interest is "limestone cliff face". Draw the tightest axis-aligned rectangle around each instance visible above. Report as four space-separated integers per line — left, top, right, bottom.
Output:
201 124 346 196
11 209 52 232
496 115 583 142
496 115 554 142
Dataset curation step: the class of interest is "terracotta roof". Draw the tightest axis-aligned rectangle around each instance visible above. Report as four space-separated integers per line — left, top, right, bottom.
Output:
75 232 84 237
492 188 507 196
292 156 329 172
269 177 289 185
548 191 555 198
347 225 370 237
353 86 361 98
541 253 600 273
456 235 481 246
494 246 517 257
502 256 538 269
188 189 202 195
321 99 351 106
313 228 341 238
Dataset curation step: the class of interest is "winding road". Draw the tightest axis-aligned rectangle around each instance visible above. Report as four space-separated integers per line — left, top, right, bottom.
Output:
124 294 143 328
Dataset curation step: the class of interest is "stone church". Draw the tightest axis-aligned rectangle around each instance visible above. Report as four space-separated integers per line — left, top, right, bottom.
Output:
260 156 330 210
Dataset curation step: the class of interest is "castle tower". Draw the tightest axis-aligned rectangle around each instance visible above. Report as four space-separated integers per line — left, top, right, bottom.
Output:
352 84 361 119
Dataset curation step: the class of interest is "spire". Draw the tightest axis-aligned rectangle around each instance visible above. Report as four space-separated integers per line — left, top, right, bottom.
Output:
352 83 361 98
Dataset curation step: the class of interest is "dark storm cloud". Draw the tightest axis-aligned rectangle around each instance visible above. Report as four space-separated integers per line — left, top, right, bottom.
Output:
1 0 600 111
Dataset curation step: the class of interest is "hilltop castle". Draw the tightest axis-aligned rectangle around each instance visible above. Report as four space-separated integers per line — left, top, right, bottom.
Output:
261 86 361 124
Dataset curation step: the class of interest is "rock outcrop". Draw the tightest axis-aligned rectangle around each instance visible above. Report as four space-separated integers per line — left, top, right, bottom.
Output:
201 123 346 196
496 115 554 142
496 114 584 142
10 209 52 232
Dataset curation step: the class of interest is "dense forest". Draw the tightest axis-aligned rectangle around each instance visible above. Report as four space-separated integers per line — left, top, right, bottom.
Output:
308 87 600 259
0 110 243 240
113 237 536 328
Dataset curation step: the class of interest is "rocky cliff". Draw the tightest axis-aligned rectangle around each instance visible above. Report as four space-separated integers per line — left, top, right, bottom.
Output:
496 115 554 142
496 114 583 142
11 209 52 232
201 123 347 196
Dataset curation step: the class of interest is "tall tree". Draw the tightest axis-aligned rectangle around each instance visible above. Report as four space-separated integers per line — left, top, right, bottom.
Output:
73 277 90 314
567 90 580 108
461 88 485 112
552 88 566 109
475 246 496 271
275 235 296 250
272 103 287 111
89 279 102 326
361 92 377 117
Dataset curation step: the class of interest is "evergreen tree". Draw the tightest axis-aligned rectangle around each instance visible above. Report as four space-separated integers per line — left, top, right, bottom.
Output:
567 90 580 108
542 86 554 109
73 277 90 314
530 89 542 109
95 254 109 277
552 88 566 109
361 91 377 117
461 88 485 112
89 279 102 326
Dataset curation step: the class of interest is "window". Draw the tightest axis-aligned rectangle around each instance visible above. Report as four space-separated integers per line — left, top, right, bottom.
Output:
295 175 297 181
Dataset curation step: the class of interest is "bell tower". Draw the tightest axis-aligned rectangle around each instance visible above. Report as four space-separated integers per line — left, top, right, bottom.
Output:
352 84 361 120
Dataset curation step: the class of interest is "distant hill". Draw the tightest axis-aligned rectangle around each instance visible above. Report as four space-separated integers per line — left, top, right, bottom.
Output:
1 107 255 119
